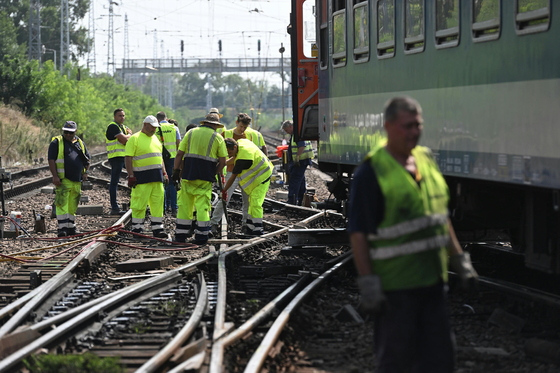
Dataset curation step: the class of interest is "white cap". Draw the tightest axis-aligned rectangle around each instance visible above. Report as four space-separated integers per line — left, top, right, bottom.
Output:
144 115 160 127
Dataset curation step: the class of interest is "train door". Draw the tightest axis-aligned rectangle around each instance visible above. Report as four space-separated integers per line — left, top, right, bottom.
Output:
290 0 319 142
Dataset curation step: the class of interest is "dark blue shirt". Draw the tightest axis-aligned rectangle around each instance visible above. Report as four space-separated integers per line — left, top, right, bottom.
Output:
48 137 90 182
347 161 384 235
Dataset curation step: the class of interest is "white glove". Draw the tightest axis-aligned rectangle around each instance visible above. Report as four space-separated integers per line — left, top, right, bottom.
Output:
449 252 478 290
357 274 388 317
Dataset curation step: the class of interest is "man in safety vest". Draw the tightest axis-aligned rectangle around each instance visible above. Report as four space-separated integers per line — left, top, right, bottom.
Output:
125 115 169 238
48 121 90 237
106 108 132 215
209 113 263 233
281 120 314 205
156 111 181 215
222 138 273 236
348 96 478 372
172 113 227 244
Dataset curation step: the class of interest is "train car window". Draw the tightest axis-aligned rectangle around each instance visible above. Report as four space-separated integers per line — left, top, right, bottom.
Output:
332 0 347 67
472 0 500 43
404 0 425 54
320 0 328 70
515 0 550 35
435 0 459 49
353 0 369 63
302 0 317 58
377 0 395 59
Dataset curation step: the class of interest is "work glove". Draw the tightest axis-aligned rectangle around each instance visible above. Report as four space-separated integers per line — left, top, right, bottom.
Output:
172 168 181 183
220 173 226 186
127 175 137 188
357 274 388 317
449 252 479 291
163 174 169 188
221 190 228 201
294 155 301 167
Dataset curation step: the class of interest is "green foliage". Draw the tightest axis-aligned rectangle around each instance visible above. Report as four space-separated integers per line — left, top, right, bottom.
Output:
0 11 25 61
0 0 91 61
0 57 173 144
23 353 123 373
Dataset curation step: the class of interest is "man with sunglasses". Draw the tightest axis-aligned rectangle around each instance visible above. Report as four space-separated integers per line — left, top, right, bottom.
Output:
48 121 90 237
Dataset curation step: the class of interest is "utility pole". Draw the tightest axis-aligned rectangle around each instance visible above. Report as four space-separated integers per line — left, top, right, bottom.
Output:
279 43 286 122
29 0 41 65
60 0 70 75
87 0 96 73
151 30 157 99
123 13 129 83
106 0 118 75
219 40 225 109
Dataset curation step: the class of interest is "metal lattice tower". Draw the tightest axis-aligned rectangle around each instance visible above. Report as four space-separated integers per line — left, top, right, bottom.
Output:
29 0 42 64
151 30 157 98
107 0 116 75
87 1 96 73
123 14 129 82
60 0 70 73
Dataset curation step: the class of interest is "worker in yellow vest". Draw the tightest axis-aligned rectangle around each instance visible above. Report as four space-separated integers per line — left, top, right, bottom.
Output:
156 111 181 215
172 113 227 244
222 138 273 236
48 121 90 237
349 96 478 372
106 108 132 215
125 115 169 238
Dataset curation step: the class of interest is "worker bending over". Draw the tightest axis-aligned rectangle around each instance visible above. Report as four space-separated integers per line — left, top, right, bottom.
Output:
48 121 90 237
222 138 273 236
172 113 227 244
125 115 168 238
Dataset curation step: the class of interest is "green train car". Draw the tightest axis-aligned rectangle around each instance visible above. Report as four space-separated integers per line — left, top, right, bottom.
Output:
291 1 560 273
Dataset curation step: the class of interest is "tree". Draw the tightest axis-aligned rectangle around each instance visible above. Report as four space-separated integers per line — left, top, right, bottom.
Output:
0 0 91 62
0 11 26 60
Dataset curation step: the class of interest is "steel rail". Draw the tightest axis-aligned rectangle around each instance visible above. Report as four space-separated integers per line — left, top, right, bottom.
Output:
209 274 311 373
0 213 131 334
244 252 354 373
136 276 208 373
0 253 216 373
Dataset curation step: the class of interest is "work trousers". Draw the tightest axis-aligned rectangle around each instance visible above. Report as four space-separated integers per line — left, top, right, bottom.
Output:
55 178 81 235
288 163 308 205
163 157 178 211
176 179 212 244
245 180 270 235
109 157 125 211
210 171 249 226
130 182 165 236
374 282 455 373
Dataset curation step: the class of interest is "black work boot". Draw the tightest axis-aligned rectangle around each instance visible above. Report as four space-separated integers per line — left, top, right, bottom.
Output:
57 229 68 237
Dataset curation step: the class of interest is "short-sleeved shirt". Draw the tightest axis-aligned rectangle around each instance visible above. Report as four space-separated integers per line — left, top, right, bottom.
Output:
106 123 126 141
125 132 163 184
223 130 247 172
48 137 90 182
160 120 181 141
179 125 227 182
347 162 384 235
287 135 312 166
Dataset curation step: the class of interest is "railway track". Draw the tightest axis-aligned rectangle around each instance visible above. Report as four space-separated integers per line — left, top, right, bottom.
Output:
0 168 352 372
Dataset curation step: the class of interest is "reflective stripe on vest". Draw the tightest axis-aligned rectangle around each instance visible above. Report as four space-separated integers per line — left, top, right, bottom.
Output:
106 121 128 159
290 136 314 160
237 139 272 194
246 128 264 148
158 123 178 158
184 128 219 162
130 133 163 176
51 135 86 179
367 146 449 261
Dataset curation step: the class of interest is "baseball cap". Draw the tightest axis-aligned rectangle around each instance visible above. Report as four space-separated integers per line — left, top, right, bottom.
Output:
63 121 77 132
144 115 160 127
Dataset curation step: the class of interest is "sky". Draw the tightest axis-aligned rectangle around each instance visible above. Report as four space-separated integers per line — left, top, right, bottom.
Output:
85 0 294 77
